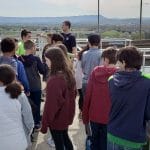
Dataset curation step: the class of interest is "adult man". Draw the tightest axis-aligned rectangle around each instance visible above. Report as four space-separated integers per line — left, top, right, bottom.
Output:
61 20 77 55
16 29 32 56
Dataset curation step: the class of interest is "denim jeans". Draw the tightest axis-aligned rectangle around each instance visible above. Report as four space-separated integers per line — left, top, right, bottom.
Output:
82 81 87 96
107 141 142 150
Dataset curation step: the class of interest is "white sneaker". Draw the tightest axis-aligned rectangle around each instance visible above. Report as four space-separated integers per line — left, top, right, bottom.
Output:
47 137 55 148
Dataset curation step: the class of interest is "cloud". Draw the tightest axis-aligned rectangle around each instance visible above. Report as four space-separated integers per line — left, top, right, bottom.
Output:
41 0 145 18
42 0 98 12
0 0 149 17
100 0 143 18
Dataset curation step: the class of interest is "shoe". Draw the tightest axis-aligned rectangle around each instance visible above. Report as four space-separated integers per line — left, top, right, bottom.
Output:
47 137 55 148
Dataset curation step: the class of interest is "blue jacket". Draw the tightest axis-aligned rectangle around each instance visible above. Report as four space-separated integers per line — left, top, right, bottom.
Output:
81 48 101 83
0 56 30 93
108 70 150 143
16 59 30 93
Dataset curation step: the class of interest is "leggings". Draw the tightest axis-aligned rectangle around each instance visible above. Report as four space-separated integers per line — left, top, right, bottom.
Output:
50 129 74 150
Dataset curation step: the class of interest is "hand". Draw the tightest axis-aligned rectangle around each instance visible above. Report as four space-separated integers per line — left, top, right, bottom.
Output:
40 126 47 134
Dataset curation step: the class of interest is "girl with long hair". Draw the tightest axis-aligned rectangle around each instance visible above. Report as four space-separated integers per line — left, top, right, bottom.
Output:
41 47 76 150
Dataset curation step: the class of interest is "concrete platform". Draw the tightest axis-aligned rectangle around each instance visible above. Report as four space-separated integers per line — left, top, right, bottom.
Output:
30 99 86 150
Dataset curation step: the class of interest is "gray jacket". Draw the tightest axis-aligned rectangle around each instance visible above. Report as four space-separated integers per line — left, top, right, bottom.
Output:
81 48 102 83
18 93 34 145
0 56 17 73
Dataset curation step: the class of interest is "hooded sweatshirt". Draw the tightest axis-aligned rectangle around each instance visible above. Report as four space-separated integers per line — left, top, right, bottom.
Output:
82 65 117 124
0 56 30 93
19 54 45 92
0 56 17 73
108 70 150 147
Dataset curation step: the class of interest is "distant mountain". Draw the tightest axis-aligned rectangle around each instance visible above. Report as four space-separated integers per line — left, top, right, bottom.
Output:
0 15 150 26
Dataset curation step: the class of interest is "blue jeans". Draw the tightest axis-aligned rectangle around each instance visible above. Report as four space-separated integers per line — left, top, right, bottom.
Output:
82 82 87 96
107 141 142 150
90 121 107 150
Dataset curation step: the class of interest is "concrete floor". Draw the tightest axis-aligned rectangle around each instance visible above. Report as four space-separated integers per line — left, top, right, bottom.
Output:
30 99 86 150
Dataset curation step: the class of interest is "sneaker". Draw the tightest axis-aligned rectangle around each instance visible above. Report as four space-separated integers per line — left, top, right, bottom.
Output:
47 137 55 148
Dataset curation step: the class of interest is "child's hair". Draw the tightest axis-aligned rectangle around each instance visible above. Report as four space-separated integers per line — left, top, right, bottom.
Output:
42 43 52 62
1 37 15 53
21 29 31 39
88 34 101 46
0 64 22 99
51 33 64 43
14 38 19 43
47 33 52 38
56 44 73 70
116 46 143 70
78 44 89 60
45 47 75 89
56 44 68 57
101 47 117 64
24 40 35 50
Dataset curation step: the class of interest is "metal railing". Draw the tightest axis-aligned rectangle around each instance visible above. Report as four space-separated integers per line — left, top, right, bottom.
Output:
33 37 150 73
139 48 150 73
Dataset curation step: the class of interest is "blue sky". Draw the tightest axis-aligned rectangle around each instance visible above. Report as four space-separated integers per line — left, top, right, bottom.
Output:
0 0 149 18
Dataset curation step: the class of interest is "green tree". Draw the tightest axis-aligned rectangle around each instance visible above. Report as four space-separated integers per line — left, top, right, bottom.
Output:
102 30 122 38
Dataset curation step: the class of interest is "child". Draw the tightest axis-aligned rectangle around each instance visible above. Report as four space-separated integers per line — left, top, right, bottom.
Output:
51 33 64 45
41 47 76 150
42 43 51 82
81 34 102 95
0 37 30 95
75 45 89 118
81 34 102 149
108 46 150 150
18 40 46 130
0 64 28 150
16 29 31 56
82 47 117 150
0 38 18 72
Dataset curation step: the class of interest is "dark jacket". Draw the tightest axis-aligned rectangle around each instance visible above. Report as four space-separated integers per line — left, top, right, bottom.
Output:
61 32 76 53
108 70 150 143
41 74 76 132
19 54 45 92
82 66 117 124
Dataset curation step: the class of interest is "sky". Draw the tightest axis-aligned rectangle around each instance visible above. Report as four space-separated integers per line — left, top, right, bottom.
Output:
0 0 149 18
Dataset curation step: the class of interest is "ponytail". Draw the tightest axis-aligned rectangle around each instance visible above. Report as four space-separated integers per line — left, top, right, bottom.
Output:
5 82 22 99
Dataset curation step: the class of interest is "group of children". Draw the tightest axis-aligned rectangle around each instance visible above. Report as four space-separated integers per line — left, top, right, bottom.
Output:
0 26 150 150
80 36 150 150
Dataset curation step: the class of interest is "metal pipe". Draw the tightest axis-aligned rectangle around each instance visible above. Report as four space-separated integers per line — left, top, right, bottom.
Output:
140 0 143 40
98 0 100 33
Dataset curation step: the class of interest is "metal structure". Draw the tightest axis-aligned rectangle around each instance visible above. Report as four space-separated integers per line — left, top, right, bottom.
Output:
140 0 143 40
140 48 150 73
98 0 100 33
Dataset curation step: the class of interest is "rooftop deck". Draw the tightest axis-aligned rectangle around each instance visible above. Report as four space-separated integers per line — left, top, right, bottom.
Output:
30 97 86 150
